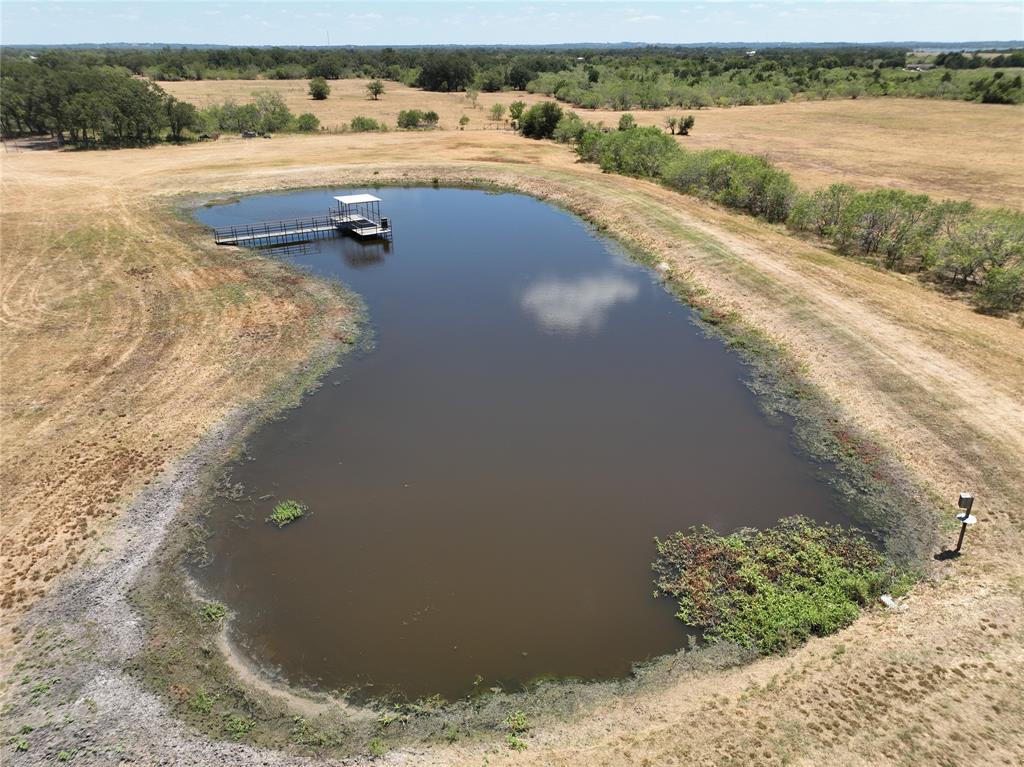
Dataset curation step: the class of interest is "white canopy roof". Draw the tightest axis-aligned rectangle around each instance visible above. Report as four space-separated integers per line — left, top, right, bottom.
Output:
334 194 381 205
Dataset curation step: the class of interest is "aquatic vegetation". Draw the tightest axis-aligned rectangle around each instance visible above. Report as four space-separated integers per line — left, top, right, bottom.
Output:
266 500 306 528
653 516 900 654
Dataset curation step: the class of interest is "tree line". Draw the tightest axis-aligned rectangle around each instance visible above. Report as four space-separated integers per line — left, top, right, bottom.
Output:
518 103 1024 313
0 54 323 144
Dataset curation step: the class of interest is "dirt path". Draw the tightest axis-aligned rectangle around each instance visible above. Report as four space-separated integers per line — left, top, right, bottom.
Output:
1 132 1022 765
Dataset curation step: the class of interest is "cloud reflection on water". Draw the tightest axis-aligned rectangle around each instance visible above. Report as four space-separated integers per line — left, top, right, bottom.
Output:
520 273 639 336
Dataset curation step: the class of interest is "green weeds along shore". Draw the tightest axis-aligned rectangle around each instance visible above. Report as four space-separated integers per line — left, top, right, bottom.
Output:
653 516 906 654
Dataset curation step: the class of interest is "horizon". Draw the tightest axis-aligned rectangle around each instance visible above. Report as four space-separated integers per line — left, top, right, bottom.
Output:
2 1 1022 48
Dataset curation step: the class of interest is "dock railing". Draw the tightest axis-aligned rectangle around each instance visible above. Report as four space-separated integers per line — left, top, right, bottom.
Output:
213 215 338 246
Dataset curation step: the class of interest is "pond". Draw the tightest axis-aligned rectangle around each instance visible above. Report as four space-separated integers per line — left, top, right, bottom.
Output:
194 188 851 701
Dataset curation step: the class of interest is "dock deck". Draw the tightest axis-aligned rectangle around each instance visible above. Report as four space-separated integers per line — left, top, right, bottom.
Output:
213 194 393 249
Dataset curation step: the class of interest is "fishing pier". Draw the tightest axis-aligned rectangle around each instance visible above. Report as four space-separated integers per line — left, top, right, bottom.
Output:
213 194 393 248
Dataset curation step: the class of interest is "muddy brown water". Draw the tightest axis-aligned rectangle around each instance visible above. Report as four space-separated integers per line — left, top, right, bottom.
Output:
195 188 853 701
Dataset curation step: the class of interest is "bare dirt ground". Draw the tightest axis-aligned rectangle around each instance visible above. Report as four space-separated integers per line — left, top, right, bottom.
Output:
163 78 1024 209
1 131 1023 765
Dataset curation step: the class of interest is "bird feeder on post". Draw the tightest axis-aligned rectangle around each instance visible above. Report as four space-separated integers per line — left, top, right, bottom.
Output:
954 492 977 553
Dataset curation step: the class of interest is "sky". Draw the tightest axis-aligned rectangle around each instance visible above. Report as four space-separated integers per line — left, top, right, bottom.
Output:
1 1 1022 47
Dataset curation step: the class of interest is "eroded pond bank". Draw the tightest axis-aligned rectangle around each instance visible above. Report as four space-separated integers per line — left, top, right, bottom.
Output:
194 187 856 701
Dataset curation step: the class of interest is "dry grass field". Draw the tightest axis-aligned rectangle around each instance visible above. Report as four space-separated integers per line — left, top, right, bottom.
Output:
163 78 1024 209
1 128 1023 765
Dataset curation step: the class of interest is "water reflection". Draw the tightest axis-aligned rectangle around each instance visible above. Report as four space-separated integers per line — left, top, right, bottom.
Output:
520 273 640 335
345 240 391 268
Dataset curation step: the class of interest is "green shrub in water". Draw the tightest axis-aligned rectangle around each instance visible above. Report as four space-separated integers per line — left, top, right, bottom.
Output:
267 499 306 528
653 516 899 654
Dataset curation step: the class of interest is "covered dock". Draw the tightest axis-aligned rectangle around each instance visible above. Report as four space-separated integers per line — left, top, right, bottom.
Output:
330 194 393 240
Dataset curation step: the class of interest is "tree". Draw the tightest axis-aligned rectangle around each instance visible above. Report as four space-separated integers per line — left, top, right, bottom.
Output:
366 79 385 100
618 113 636 131
165 97 199 141
518 101 563 139
465 88 480 109
508 100 526 124
416 53 475 92
507 62 535 90
308 77 330 100
665 116 678 135
679 115 696 135
459 115 469 131
489 103 506 125
252 91 293 133
308 55 342 80
477 68 504 92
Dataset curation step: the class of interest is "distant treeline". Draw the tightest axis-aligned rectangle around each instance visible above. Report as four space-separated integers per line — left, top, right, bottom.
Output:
934 50 1024 68
525 104 1023 313
3 45 1022 116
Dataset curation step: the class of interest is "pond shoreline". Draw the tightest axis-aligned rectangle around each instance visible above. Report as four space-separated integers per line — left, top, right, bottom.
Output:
150 177 932 752
3 167 936 764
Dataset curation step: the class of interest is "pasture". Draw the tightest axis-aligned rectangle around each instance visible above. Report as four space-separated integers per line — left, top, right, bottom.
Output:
163 78 1024 209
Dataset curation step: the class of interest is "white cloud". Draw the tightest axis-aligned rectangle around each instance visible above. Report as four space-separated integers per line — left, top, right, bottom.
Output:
520 274 639 336
627 14 663 23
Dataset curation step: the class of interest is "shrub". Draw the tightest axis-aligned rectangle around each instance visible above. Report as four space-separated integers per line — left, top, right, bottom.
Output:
653 516 897 654
267 500 306 527
927 206 1024 285
293 113 320 132
518 101 563 139
396 109 438 129
617 113 636 131
308 77 330 100
837 188 934 269
366 79 385 100
974 265 1024 313
663 149 797 222
350 115 384 132
787 184 859 243
552 111 586 144
594 126 680 178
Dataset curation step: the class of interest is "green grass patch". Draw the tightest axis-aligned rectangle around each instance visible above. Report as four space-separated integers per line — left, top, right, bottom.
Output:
267 499 306 528
222 713 256 740
199 601 227 624
188 689 215 715
653 516 899 654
